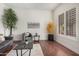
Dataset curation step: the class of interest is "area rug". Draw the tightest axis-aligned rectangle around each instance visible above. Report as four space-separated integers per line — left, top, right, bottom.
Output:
7 44 44 56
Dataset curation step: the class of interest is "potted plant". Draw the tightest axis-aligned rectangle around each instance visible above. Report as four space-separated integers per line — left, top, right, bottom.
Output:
47 22 55 41
2 8 18 40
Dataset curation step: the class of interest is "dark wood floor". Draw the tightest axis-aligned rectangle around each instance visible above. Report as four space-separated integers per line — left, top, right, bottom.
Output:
39 40 79 56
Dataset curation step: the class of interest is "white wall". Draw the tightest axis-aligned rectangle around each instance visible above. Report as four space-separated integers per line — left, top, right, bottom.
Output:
54 3 79 54
0 4 52 41
0 4 6 41
0 4 10 37
12 9 52 41
0 4 5 34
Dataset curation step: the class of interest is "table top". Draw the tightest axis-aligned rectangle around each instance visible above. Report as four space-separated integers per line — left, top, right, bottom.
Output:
14 41 33 50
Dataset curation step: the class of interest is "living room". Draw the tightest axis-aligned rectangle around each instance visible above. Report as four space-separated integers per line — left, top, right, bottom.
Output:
0 3 79 56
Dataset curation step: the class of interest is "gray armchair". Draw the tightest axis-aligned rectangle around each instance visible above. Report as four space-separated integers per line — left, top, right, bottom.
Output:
23 32 33 49
14 32 33 56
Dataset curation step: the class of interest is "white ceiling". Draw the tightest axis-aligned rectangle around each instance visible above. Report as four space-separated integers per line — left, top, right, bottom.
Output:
5 3 61 10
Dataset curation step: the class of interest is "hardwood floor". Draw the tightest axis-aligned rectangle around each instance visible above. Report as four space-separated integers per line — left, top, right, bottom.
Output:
39 40 79 56
0 40 79 56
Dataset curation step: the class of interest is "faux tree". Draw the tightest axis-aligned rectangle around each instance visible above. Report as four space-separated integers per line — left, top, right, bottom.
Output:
47 22 56 41
2 8 18 37
47 22 55 34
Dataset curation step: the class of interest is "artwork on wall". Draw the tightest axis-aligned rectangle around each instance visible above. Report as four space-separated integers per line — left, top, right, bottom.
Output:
27 22 40 29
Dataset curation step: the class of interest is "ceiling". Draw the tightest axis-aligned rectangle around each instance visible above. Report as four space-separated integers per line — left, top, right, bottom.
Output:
5 3 61 10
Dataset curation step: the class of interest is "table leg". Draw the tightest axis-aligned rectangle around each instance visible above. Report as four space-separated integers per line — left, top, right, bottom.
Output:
16 50 18 56
38 36 40 42
34 36 35 42
21 49 22 56
29 49 31 56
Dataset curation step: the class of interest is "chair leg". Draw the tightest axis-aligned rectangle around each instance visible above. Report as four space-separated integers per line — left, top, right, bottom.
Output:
29 49 31 56
16 50 18 56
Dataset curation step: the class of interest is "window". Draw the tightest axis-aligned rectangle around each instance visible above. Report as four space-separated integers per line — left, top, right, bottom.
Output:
66 8 76 37
59 13 64 34
58 8 76 37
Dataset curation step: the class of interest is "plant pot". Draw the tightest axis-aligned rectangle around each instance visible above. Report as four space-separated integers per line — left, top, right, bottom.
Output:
48 34 54 41
4 36 13 40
